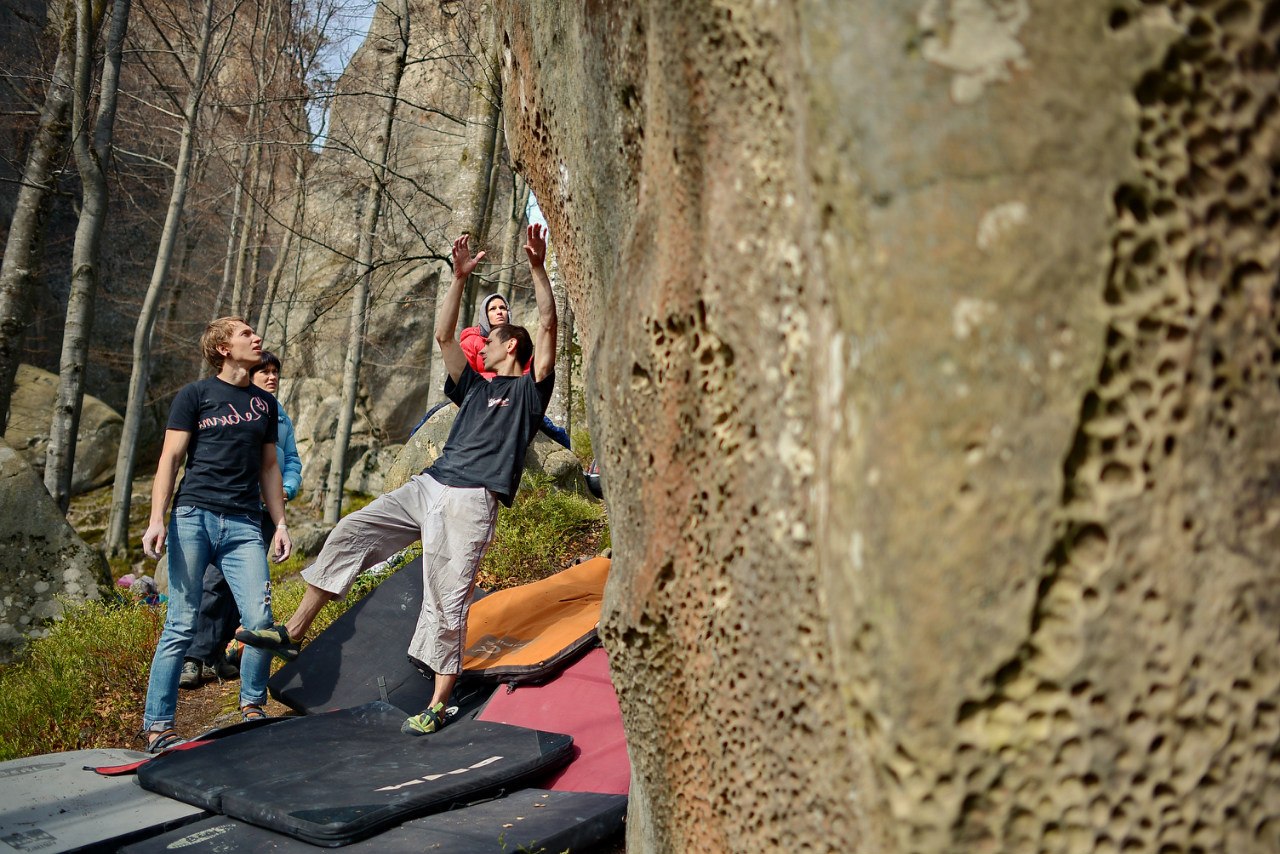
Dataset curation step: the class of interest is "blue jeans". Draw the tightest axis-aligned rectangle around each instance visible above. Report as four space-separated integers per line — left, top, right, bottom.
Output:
142 506 275 731
187 511 275 664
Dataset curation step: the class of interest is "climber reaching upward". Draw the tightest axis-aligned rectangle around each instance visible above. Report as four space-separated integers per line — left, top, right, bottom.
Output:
238 225 557 736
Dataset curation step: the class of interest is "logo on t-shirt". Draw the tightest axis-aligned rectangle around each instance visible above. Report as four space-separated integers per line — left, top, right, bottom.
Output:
198 395 270 429
487 395 511 409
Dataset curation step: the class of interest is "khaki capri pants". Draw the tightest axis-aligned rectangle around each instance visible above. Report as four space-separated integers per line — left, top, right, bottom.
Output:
301 473 497 675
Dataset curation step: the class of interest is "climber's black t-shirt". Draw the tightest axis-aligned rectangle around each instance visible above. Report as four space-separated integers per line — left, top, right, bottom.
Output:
168 376 278 516
424 365 554 506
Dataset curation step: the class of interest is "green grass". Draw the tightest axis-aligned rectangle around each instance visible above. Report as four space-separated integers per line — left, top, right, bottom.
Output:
270 576 346 640
481 474 610 588
570 426 594 467
0 597 162 761
0 542 440 760
347 544 422 600
1 476 610 761
0 579 385 762
341 491 376 517
269 550 311 585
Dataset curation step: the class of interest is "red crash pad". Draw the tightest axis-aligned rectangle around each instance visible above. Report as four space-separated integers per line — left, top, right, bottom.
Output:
477 647 629 795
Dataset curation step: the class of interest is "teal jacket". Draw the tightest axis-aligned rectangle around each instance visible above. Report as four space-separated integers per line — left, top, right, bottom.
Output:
277 406 303 500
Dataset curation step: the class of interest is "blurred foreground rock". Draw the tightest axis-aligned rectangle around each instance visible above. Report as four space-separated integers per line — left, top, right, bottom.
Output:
497 1 1280 851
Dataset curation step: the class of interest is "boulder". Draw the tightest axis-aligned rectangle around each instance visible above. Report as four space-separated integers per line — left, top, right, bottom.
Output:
278 376 376 504
385 404 585 497
152 554 168 595
289 520 334 558
383 403 456 493
524 437 587 497
3 363 123 494
344 443 402 496
0 440 110 660
498 1 1280 851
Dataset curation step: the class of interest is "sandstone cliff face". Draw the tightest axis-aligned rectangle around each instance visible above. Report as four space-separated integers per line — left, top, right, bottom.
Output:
498 1 1280 851
269 0 525 466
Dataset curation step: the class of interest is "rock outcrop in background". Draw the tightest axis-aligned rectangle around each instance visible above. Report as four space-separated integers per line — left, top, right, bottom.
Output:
0 0 311 421
266 1 534 490
384 402 586 497
0 1 536 497
0 441 110 660
497 1 1280 851
3 365 123 496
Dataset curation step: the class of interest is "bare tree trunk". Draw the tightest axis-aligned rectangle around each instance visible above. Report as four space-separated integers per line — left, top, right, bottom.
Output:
255 183 298 337
427 15 501 398
322 0 409 524
160 224 198 337
565 301 574 437
557 296 574 438
229 125 264 317
244 158 275 317
547 256 570 429
45 0 131 512
257 0 332 346
106 0 217 556
453 55 502 331
0 2 75 431
255 146 307 340
461 98 505 325
498 174 529 300
231 1 283 321
211 108 251 319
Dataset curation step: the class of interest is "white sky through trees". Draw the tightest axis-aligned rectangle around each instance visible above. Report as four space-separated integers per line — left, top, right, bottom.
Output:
307 3 545 224
307 0 376 144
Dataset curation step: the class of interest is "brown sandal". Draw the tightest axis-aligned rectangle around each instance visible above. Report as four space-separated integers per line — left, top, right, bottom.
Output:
240 704 268 722
141 728 186 754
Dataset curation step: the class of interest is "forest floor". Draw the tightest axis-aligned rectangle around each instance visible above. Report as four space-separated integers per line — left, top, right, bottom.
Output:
64 476 613 746
67 477 319 738
54 479 626 852
173 668 296 734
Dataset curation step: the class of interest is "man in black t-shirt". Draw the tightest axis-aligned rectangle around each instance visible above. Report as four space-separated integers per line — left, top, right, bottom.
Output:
239 225 558 736
137 317 293 753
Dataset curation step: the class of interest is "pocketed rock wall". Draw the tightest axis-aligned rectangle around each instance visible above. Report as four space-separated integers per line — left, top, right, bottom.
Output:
497 1 1280 851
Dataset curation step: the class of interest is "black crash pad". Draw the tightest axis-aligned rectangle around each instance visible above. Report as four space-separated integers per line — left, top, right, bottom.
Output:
136 702 574 847
93 715 288 776
120 789 626 853
268 558 490 715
